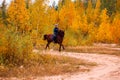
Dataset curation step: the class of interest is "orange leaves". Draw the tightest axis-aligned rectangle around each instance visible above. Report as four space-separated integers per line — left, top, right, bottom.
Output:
47 7 58 25
79 15 89 35
59 1 76 30
100 9 109 23
96 9 113 43
58 0 105 44
7 0 30 33
29 0 46 33
1 0 120 46
96 23 113 43
111 14 120 43
0 25 7 54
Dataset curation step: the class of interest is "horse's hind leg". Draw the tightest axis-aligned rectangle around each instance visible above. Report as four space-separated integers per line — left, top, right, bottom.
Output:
59 43 65 51
62 44 65 50
45 44 48 49
59 44 61 51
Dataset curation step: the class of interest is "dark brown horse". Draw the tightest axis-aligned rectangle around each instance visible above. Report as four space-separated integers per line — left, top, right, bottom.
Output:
43 30 65 51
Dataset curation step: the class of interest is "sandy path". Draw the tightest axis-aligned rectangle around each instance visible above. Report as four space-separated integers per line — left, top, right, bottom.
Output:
37 50 120 80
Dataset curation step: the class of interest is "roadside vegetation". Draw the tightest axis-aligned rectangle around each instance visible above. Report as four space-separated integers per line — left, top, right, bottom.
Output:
0 53 96 78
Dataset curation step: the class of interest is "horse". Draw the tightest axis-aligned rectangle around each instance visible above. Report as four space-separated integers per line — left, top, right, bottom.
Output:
43 30 65 51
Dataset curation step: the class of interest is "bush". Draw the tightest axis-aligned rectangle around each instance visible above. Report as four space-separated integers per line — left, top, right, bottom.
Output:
0 28 33 66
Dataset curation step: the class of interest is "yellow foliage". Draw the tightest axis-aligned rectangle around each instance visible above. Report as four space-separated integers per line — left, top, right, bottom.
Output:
71 16 80 32
86 0 94 23
100 9 109 23
59 1 76 30
7 0 30 33
96 23 113 42
47 7 58 25
29 0 46 36
1 0 120 48
0 24 7 54
96 9 113 43
111 13 120 43
93 0 101 26
79 15 89 35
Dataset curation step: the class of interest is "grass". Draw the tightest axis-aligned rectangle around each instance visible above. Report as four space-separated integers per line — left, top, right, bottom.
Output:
65 46 120 56
0 53 96 78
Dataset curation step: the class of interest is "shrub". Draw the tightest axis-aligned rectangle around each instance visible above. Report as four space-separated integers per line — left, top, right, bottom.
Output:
0 28 33 66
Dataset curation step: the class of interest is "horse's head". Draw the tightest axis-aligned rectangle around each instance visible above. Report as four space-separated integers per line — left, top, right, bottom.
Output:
43 34 47 40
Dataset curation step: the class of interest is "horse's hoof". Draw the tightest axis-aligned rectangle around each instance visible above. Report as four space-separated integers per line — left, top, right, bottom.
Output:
59 50 61 52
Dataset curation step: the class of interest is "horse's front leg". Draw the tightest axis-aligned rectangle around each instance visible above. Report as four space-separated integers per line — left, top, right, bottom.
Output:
45 42 50 50
59 44 62 52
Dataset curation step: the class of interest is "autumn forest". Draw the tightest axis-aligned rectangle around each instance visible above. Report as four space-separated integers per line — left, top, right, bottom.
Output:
0 0 120 66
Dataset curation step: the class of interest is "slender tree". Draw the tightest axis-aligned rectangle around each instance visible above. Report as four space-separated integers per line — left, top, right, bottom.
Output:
0 0 7 25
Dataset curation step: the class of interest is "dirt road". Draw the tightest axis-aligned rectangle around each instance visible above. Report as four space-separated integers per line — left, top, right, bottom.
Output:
1 49 120 80
38 51 120 80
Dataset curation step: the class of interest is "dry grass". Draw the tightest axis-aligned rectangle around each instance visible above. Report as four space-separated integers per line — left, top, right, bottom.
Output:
65 46 120 56
0 53 96 78
37 43 120 56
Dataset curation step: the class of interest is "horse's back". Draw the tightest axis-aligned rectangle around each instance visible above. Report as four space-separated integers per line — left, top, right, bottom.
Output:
43 34 54 41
